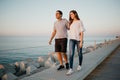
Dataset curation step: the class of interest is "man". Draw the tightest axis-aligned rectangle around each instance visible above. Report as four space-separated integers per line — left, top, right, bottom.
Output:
49 10 69 70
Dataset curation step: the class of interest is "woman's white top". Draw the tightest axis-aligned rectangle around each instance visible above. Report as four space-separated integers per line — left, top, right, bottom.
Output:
69 20 85 41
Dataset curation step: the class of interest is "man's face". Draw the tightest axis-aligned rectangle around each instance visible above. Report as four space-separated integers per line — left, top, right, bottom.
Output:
56 12 62 19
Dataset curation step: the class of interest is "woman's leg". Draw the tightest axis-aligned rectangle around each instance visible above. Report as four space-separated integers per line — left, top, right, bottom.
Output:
69 39 75 69
77 41 83 66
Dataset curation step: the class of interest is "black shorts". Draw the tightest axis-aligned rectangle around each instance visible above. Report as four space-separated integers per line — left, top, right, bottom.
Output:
55 38 67 53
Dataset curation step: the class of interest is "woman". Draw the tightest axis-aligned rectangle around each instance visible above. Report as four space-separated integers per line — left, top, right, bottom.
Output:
66 10 85 75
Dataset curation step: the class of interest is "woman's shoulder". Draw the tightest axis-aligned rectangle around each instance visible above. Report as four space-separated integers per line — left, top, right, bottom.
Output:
77 20 83 23
76 20 84 25
74 20 82 24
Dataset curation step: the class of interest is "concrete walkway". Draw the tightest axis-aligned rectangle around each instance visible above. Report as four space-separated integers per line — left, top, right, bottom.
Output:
84 45 120 80
20 39 120 80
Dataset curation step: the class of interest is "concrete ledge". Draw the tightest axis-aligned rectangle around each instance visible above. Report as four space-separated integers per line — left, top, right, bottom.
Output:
20 39 120 80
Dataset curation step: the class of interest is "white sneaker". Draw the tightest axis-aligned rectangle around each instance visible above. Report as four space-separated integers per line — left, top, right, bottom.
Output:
66 69 73 75
77 65 81 71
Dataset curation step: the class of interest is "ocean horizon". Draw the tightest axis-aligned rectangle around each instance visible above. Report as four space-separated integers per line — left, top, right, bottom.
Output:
0 35 115 64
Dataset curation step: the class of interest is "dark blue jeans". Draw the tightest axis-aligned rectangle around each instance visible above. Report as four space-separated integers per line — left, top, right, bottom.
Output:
69 39 83 69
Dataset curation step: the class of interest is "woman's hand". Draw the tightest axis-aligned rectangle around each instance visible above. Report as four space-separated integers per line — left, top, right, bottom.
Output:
79 42 83 48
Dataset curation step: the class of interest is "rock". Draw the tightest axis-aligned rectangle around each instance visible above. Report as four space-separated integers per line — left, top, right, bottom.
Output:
26 66 31 75
5 73 17 80
14 62 19 68
1 74 7 80
26 65 37 75
44 60 52 68
26 66 30 75
37 57 45 67
45 57 56 68
96 43 103 48
32 62 40 68
19 61 26 72
27 61 40 68
50 56 56 63
48 52 58 64
49 53 58 60
0 64 4 69
87 46 95 52
0 64 5 78
14 61 26 76
2 64 16 74
0 69 6 78
38 57 44 62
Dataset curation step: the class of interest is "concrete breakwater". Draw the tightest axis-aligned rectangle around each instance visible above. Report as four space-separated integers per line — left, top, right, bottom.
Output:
0 38 119 80
19 39 120 80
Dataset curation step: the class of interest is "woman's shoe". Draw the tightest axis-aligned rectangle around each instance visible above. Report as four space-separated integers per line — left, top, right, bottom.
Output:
66 69 73 75
77 65 81 71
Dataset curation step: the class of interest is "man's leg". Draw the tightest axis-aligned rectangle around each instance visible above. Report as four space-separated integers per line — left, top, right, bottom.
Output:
61 38 69 69
63 53 69 69
57 52 65 70
57 52 63 65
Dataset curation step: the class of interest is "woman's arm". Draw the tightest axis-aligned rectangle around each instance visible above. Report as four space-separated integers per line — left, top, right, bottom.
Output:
79 31 84 48
66 22 70 30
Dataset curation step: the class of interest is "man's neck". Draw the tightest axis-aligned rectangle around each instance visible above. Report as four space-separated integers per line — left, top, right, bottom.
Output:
57 18 62 21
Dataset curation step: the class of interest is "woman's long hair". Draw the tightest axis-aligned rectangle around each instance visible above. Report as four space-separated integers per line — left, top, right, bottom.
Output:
69 10 80 25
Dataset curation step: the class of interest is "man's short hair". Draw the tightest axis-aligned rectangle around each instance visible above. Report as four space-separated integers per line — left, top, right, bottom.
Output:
56 10 63 16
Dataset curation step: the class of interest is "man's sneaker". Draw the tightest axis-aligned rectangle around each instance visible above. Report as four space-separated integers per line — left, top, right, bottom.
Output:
77 65 81 71
65 63 69 69
57 65 64 70
66 69 73 75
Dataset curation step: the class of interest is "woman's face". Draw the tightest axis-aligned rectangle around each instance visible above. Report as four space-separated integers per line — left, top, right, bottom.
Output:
70 12 75 20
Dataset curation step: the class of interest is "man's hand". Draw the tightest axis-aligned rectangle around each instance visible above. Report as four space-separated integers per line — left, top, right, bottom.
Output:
49 40 52 45
49 30 56 45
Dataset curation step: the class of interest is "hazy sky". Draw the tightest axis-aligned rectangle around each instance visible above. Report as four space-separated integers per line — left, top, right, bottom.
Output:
0 0 120 36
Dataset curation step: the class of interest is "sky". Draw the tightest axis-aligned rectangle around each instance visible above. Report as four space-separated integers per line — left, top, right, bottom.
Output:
0 0 120 37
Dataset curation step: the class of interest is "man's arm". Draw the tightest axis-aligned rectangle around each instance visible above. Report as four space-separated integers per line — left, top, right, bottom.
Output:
49 30 56 45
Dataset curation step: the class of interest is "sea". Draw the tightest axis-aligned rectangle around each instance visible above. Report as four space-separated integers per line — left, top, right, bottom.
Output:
0 35 115 64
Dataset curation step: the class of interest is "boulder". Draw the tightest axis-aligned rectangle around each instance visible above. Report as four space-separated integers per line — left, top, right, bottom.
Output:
37 57 45 67
1 74 7 80
19 61 26 72
0 64 4 69
4 73 17 80
45 57 56 68
87 46 95 52
27 61 40 68
2 64 16 74
26 65 37 75
38 57 44 62
14 62 19 68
